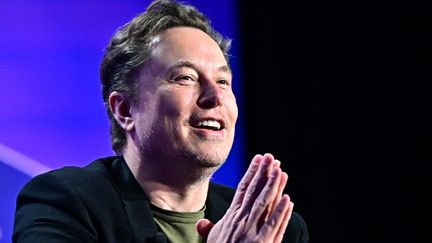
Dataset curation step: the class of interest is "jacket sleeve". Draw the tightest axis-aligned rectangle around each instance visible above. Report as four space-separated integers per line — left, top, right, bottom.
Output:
284 212 310 243
12 170 97 243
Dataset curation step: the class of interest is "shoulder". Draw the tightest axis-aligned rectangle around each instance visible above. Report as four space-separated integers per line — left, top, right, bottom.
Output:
20 156 117 192
15 156 120 209
40 156 116 178
13 156 125 242
15 156 123 215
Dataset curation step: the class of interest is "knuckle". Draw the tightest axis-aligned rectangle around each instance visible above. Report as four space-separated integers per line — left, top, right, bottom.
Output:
266 216 277 228
237 180 248 191
255 198 268 210
247 184 258 196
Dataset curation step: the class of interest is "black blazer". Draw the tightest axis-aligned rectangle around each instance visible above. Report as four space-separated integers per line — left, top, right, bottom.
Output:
13 156 309 242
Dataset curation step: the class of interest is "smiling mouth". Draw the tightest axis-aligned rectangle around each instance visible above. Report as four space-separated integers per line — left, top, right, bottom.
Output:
190 118 225 131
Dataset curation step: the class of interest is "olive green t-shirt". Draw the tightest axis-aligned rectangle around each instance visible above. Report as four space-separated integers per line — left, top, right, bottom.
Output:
151 204 205 243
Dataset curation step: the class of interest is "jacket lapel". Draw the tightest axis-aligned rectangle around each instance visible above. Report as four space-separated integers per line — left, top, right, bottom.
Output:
111 157 163 242
205 183 234 223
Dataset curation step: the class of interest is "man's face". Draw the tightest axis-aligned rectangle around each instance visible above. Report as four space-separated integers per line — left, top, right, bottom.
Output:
131 26 238 167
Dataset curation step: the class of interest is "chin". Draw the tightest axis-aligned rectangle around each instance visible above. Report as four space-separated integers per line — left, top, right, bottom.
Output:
196 152 226 167
181 150 227 168
197 158 224 168
177 151 227 183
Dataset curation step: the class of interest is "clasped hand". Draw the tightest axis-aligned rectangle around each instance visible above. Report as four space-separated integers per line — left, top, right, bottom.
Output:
197 153 293 243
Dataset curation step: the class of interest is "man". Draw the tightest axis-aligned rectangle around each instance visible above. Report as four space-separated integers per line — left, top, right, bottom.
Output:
13 0 309 242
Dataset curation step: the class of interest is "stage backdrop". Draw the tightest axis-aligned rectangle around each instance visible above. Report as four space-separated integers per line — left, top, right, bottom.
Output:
0 1 244 242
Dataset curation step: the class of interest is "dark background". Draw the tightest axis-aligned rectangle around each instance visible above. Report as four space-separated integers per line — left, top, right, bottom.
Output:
240 1 431 242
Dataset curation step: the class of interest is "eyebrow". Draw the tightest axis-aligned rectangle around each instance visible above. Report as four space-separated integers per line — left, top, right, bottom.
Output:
168 60 232 75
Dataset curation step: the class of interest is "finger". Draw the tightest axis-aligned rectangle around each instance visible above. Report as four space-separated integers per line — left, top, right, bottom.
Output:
272 159 281 174
221 154 264 234
196 218 214 241
229 154 263 208
274 201 294 243
260 194 291 240
225 153 275 238
270 170 288 215
248 165 282 228
240 153 275 212
262 160 286 223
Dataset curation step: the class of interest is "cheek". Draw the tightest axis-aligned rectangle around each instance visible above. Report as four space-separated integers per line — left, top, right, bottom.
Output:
159 88 195 119
226 95 239 122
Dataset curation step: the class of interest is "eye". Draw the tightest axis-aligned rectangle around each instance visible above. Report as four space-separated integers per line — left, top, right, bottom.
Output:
175 75 194 81
217 79 230 86
172 75 197 85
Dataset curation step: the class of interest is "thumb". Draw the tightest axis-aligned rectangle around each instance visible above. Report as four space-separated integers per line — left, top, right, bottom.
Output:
196 218 214 240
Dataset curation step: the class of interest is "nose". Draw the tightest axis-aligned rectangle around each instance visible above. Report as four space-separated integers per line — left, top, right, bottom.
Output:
197 81 224 109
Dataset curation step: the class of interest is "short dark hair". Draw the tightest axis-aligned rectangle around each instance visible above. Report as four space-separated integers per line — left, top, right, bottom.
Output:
100 0 232 154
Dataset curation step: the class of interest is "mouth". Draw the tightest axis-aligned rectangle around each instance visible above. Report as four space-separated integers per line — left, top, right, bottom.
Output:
190 117 225 131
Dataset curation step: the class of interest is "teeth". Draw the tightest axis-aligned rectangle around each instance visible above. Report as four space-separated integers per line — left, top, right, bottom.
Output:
197 120 221 130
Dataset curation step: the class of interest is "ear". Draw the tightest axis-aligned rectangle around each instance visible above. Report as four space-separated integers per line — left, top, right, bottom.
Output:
109 91 134 132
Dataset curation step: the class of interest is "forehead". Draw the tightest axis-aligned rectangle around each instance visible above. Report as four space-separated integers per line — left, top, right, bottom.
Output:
149 27 227 67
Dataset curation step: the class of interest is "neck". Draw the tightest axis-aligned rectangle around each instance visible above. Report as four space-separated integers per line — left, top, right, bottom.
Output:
123 146 215 212
140 179 209 212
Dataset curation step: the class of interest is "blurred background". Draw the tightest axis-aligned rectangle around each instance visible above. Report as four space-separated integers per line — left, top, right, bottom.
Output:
1 0 431 242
